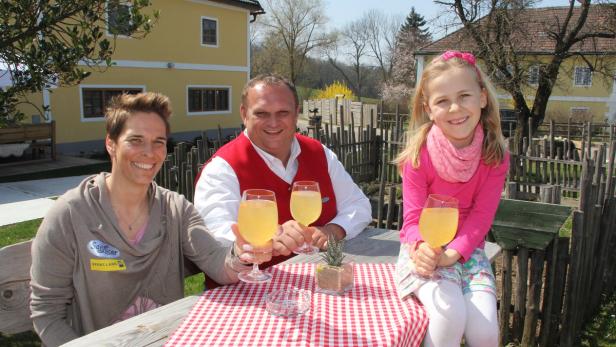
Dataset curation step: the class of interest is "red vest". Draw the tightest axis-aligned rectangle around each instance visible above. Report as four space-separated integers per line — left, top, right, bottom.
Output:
214 132 337 225
199 133 337 288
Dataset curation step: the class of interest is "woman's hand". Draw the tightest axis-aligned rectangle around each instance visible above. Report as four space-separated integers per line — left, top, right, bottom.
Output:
231 223 272 264
410 241 443 277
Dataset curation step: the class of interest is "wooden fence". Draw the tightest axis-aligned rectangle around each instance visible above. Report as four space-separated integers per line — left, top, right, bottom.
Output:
510 119 616 200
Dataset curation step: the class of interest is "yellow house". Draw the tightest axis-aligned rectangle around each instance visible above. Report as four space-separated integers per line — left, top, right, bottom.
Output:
15 0 264 154
415 5 616 125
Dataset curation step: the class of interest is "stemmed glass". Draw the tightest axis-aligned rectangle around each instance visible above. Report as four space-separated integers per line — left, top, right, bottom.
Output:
237 189 278 283
417 194 459 279
290 181 322 255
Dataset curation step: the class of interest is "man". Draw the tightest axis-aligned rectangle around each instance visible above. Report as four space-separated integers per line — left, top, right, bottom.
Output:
194 74 371 264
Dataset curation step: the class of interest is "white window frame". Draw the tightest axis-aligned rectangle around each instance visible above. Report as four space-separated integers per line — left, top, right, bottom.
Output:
528 65 540 85
79 84 146 122
201 16 219 48
186 85 232 116
106 0 133 38
574 66 592 87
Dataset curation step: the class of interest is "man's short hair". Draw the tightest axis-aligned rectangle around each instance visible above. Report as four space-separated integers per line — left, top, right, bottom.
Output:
105 92 172 141
241 74 299 108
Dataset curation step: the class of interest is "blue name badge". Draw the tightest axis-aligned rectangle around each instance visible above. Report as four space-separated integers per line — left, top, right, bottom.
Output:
87 240 120 258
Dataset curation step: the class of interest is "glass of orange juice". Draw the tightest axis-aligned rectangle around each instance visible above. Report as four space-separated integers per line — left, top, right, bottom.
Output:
290 181 322 255
237 189 278 283
418 194 459 279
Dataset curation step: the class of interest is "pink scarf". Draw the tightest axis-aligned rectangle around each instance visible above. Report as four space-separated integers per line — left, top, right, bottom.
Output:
426 124 484 183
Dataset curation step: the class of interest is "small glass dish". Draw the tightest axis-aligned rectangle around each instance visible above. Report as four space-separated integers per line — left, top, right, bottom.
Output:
264 288 311 317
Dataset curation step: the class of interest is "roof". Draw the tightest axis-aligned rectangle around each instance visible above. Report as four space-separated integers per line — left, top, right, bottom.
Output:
208 0 265 15
417 5 616 55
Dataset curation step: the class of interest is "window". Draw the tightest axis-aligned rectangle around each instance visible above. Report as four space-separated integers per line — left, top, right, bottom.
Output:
201 17 218 46
570 107 591 121
495 64 514 83
81 87 143 119
107 1 132 36
528 65 540 85
574 67 592 87
188 87 230 113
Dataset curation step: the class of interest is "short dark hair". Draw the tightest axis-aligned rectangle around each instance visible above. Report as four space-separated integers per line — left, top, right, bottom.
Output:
105 92 172 141
241 74 298 108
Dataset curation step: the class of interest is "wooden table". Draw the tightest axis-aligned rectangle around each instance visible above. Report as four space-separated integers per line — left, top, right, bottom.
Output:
62 227 501 347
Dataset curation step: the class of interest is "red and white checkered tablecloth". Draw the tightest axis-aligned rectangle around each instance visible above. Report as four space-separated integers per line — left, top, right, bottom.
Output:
166 263 428 347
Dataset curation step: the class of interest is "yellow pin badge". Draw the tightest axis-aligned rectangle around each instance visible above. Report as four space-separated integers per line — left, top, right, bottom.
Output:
90 259 127 272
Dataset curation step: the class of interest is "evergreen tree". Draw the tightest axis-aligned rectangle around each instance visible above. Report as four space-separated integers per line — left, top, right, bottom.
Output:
399 7 430 42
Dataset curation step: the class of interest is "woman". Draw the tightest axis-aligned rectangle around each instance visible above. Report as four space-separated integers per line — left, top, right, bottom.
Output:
30 92 257 346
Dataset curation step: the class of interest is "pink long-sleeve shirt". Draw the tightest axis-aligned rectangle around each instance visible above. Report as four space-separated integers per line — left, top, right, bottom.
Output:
400 146 509 262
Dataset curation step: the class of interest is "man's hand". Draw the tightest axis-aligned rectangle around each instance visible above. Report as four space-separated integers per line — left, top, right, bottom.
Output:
311 224 346 250
231 223 272 264
273 220 313 256
410 242 443 277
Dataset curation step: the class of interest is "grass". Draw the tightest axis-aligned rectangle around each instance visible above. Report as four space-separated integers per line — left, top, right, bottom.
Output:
582 292 616 347
0 219 41 248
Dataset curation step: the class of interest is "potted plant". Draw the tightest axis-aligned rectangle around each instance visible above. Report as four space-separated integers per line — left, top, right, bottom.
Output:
315 234 353 295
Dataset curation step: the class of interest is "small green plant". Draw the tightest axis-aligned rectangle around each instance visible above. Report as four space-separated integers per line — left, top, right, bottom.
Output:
320 234 345 267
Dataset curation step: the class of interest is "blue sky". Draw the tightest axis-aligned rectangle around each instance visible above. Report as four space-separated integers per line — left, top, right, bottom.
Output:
324 0 571 37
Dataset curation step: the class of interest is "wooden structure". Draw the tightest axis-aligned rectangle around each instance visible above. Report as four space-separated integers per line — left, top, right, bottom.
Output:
0 240 33 334
492 198 573 346
0 121 56 161
509 119 615 200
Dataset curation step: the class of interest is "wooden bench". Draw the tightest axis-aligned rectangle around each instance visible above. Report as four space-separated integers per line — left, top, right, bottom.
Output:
0 240 33 334
0 121 56 160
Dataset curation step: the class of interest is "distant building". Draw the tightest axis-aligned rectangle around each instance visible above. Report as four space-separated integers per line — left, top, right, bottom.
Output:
415 5 616 125
14 0 264 154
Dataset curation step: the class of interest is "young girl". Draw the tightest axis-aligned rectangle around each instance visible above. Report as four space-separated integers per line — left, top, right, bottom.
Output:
395 51 509 347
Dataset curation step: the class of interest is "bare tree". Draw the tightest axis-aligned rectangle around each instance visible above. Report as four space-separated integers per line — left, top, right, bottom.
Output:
435 0 616 148
259 0 331 83
324 20 370 98
362 10 403 84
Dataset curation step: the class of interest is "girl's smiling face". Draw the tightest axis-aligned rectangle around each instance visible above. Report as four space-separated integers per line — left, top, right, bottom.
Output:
424 66 487 148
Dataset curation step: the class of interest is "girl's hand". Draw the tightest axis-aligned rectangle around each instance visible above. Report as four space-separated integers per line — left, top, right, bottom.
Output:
410 241 443 277
438 249 462 267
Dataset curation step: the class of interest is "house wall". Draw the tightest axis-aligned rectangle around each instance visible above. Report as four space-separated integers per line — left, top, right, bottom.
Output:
417 54 615 123
112 1 249 67
13 0 252 154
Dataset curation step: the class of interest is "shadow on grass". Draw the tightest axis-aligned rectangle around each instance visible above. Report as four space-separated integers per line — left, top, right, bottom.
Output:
581 293 616 347
0 331 41 347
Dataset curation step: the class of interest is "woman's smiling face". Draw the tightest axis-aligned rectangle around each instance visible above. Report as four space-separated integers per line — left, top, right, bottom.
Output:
106 111 167 187
424 66 487 148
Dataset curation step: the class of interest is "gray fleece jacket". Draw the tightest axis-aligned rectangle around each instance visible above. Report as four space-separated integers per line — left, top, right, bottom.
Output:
30 173 247 346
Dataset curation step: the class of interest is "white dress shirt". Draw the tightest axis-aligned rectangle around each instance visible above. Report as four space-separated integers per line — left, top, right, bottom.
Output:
194 132 372 242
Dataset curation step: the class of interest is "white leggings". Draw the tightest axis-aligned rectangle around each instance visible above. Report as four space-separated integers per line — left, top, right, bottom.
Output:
415 280 498 347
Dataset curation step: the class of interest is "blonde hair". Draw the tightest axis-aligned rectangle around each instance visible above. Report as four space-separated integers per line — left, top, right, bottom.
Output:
395 53 506 169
